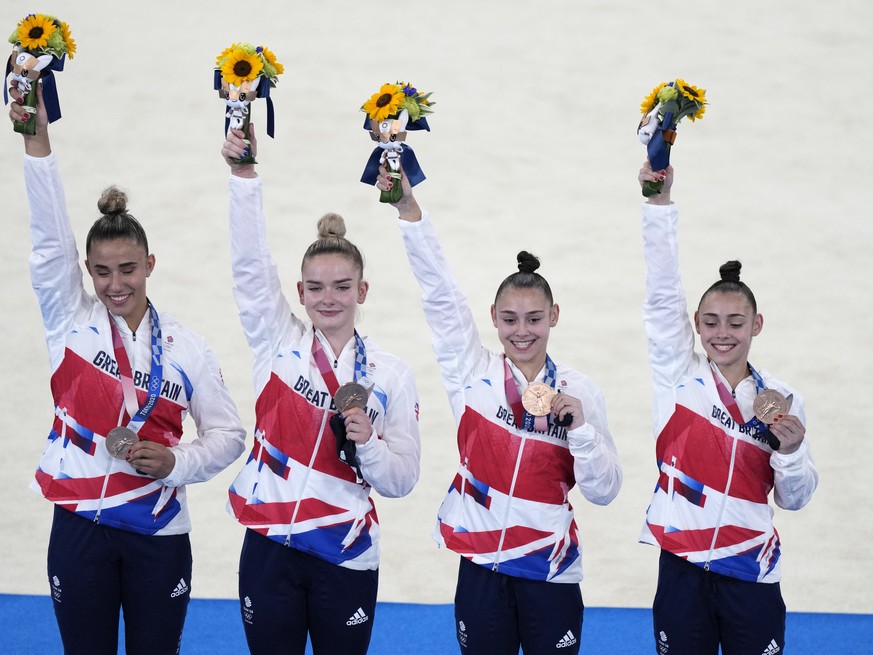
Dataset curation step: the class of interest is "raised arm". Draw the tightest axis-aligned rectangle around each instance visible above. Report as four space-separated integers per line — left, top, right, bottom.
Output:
640 162 697 425
380 170 489 423
12 82 92 370
222 125 302 374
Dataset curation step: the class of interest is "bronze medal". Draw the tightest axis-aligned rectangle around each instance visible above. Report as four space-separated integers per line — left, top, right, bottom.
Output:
753 389 788 425
521 382 556 417
334 382 369 413
106 426 139 459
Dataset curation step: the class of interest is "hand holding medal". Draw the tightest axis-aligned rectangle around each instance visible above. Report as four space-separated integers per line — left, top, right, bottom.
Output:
5 13 75 135
329 381 373 479
522 383 580 429
753 390 805 454
360 82 434 203
637 78 706 197
214 42 283 164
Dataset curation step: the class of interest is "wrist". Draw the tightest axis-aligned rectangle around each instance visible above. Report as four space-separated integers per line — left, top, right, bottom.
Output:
646 193 671 206
24 136 51 158
231 165 257 179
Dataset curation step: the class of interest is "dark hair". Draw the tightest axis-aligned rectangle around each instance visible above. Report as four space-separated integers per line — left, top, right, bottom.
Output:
494 251 554 305
302 213 364 277
85 186 149 256
699 260 757 313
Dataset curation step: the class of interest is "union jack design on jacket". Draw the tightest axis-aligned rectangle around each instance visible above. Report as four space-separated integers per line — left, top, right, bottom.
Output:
25 154 246 536
640 202 819 582
226 176 421 571
398 216 622 583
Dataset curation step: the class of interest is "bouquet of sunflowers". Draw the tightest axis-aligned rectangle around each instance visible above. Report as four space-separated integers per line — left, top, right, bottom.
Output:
214 42 283 164
360 81 434 203
637 78 706 197
5 13 75 135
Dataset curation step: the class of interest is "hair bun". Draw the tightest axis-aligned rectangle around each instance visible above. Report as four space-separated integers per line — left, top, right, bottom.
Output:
317 212 347 239
516 251 541 275
97 186 129 217
719 260 742 283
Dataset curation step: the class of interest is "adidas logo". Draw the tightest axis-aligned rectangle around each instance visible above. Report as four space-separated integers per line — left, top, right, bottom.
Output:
761 639 781 654
556 630 577 648
170 578 189 598
346 607 369 626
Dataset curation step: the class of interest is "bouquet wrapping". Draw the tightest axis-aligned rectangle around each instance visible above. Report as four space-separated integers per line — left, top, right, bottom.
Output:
360 82 434 203
637 78 706 197
5 13 75 135
214 43 283 164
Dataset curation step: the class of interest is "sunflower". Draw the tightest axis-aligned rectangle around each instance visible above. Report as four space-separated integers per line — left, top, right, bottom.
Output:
675 78 706 105
688 103 706 122
259 46 284 76
640 82 666 114
221 48 264 86
16 14 57 50
362 84 404 122
59 21 76 59
215 44 237 68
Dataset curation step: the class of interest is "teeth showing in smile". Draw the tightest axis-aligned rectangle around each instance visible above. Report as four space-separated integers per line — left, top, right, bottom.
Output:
109 295 130 304
713 344 734 352
513 341 534 349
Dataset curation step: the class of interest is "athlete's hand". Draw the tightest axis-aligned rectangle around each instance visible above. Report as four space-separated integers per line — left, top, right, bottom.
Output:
9 81 51 157
127 440 176 479
377 163 421 222
551 393 585 431
639 160 673 205
769 414 805 455
221 123 257 178
342 406 375 445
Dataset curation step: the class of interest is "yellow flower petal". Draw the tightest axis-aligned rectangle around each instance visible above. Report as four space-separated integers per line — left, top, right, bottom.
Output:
220 48 264 86
16 14 57 50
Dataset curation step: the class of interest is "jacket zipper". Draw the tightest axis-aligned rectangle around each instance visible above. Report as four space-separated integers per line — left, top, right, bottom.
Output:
704 434 739 570
285 409 330 546
492 434 528 572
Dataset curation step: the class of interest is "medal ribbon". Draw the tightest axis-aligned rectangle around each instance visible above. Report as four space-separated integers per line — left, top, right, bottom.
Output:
709 362 770 437
109 303 163 435
310 330 367 400
504 355 557 432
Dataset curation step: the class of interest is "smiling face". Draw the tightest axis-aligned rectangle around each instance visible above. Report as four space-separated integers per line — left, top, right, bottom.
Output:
85 238 155 331
491 286 559 381
695 290 763 385
297 253 368 345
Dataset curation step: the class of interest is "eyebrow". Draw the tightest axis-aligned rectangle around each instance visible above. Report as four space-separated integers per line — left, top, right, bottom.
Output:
497 309 546 317
304 277 354 285
91 262 139 270
700 312 748 319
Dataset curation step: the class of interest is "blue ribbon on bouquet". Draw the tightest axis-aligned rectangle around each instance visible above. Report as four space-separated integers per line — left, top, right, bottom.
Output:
647 110 676 172
4 52 65 123
360 115 429 187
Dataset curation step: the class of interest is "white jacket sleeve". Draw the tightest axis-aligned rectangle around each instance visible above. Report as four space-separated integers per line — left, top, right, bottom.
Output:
228 175 304 383
770 395 819 510
397 214 489 423
355 364 422 498
161 336 247 487
642 202 697 432
25 153 93 370
568 386 623 506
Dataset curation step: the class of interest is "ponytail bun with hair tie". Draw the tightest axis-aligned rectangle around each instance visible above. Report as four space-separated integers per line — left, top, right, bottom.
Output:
719 260 742 283
97 186 129 217
516 251 541 275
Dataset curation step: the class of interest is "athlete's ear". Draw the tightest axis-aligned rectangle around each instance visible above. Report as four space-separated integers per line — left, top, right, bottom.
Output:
357 280 369 304
693 310 700 333
146 254 155 277
297 281 305 305
752 313 763 337
490 304 497 328
549 303 559 327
